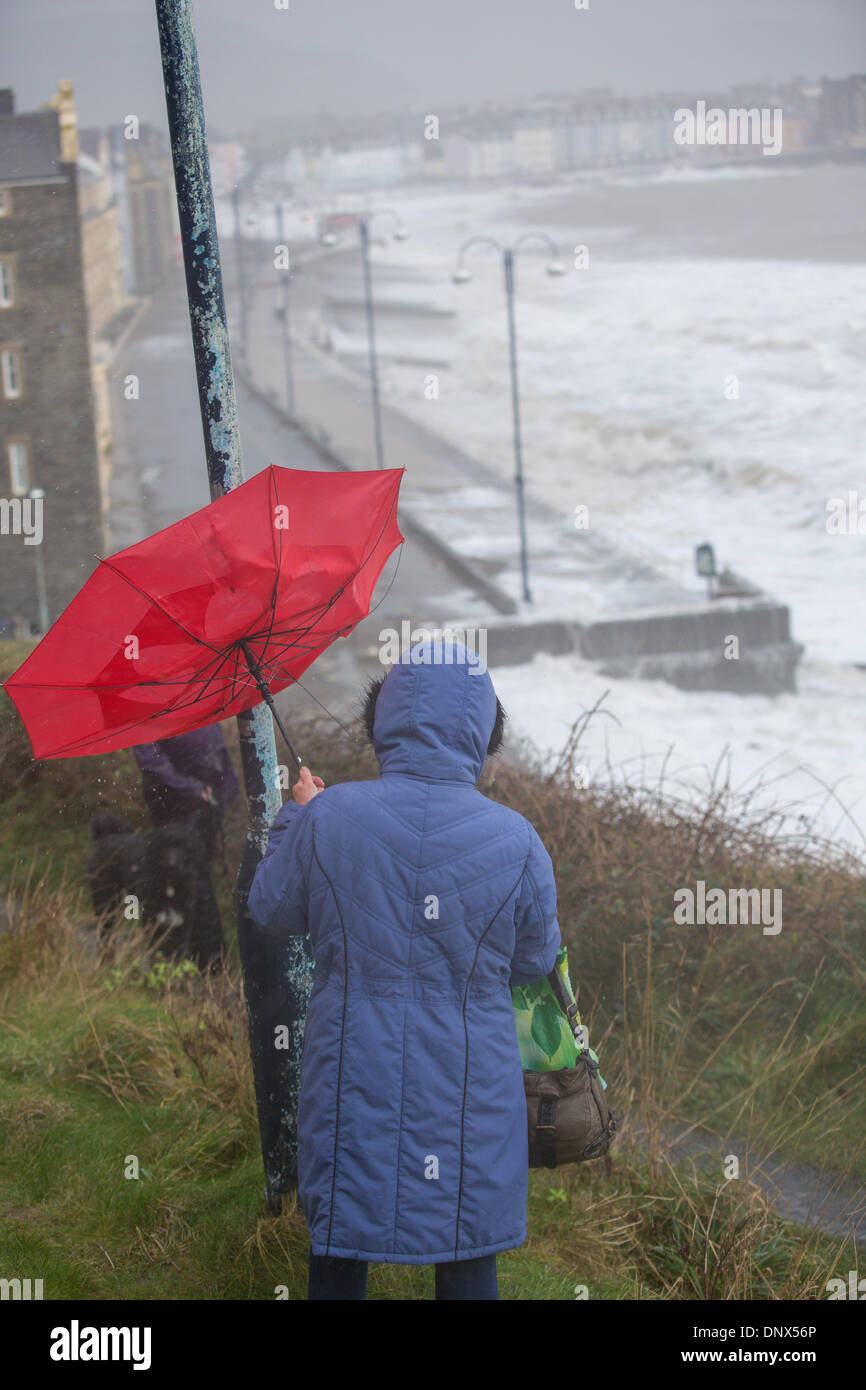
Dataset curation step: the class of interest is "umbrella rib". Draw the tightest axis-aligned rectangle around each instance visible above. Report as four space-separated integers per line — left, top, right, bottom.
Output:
263 466 303 669
250 483 403 685
248 581 394 688
360 536 404 621
228 642 241 704
10 642 250 694
254 466 300 679
90 553 272 709
342 478 403 589
269 465 283 628
15 621 335 701
96 556 225 657
251 619 346 685
29 662 260 758
19 641 261 758
289 672 364 743
247 584 349 674
255 469 402 667
258 621 347 660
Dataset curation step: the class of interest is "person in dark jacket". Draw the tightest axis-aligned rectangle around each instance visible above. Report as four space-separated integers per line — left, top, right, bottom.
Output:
133 725 240 966
248 639 561 1301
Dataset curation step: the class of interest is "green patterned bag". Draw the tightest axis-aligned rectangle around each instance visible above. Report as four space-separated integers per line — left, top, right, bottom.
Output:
515 947 616 1166
512 946 607 1086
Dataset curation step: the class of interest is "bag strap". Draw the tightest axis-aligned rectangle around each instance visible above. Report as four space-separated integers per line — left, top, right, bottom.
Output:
546 966 597 1066
546 966 579 1036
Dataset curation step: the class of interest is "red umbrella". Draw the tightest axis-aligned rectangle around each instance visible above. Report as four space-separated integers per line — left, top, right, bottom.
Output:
4 465 404 763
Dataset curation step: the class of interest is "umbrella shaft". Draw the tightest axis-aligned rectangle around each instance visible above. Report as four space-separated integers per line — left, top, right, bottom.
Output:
269 702 302 772
240 642 302 770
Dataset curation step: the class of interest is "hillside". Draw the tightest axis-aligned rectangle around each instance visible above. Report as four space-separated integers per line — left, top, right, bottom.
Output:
1 639 863 1299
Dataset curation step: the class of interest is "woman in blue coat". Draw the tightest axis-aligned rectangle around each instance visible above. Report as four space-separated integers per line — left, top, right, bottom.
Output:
248 639 561 1300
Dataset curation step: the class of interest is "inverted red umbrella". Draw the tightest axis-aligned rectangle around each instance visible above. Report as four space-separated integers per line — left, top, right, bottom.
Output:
5 465 404 763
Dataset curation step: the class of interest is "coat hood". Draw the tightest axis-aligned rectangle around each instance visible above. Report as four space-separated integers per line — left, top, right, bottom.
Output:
372 639 497 784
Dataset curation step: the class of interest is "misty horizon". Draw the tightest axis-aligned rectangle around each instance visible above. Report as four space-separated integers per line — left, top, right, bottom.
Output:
2 0 864 140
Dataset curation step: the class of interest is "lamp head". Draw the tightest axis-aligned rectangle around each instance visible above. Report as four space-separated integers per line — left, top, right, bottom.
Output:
695 542 717 578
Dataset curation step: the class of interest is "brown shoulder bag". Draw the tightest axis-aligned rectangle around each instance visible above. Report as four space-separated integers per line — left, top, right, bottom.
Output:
524 968 617 1168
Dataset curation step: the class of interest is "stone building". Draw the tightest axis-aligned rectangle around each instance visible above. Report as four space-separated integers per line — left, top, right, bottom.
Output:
77 129 126 339
76 126 131 523
123 125 177 294
0 83 106 636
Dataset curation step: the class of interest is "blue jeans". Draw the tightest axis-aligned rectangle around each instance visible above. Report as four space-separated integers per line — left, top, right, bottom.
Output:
308 1252 498 1300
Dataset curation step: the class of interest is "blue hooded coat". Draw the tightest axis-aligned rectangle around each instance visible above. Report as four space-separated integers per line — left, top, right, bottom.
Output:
248 641 561 1264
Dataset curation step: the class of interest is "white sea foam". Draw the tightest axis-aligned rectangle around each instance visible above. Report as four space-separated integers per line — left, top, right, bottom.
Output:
365 172 866 848
224 169 865 848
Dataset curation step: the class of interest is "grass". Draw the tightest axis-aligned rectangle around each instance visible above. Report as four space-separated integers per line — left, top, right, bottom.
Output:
0 638 863 1299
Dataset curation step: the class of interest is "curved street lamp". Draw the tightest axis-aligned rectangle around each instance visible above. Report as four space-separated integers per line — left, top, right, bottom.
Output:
452 232 566 603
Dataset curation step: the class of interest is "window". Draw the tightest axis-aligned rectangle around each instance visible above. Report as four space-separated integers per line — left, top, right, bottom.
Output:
0 187 10 218
1 347 22 399
0 259 14 308
7 439 30 495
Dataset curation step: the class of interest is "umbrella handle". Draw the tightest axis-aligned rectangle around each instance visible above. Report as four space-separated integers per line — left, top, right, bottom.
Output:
239 642 302 772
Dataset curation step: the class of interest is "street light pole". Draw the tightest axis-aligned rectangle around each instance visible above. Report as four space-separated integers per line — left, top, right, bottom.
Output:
274 202 295 417
155 0 312 1212
231 182 248 362
358 218 385 470
28 486 49 633
319 208 406 470
502 248 531 603
453 232 566 606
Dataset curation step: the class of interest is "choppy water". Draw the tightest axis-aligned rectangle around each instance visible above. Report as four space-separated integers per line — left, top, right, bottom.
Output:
363 167 866 848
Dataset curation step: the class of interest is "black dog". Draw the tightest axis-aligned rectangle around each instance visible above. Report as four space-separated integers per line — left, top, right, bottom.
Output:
86 812 209 964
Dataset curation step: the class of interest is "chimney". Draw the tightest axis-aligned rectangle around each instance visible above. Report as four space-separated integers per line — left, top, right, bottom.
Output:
47 78 79 161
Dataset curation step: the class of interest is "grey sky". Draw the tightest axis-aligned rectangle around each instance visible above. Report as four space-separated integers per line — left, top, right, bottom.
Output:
2 0 865 135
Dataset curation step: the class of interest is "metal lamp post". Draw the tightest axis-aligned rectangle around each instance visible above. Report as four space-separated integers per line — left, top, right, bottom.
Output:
320 207 408 470
230 168 265 362
274 202 295 417
358 218 385 471
230 182 249 362
155 0 312 1212
453 233 566 604
27 486 49 634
